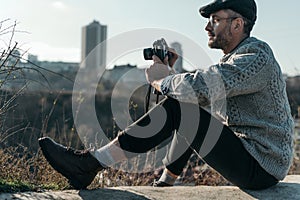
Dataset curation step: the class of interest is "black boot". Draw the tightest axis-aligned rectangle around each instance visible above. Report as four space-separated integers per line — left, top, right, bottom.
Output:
39 137 104 189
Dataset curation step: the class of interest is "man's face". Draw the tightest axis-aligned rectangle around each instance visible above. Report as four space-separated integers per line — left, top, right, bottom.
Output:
205 10 234 51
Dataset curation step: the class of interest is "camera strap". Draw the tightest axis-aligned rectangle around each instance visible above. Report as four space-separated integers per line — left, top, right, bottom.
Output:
144 84 160 113
145 84 152 113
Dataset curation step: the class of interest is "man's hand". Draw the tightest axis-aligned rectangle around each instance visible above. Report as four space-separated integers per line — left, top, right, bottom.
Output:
145 55 170 82
145 55 174 92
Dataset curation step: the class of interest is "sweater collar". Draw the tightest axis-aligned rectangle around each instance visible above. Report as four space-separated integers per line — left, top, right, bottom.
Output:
220 37 256 62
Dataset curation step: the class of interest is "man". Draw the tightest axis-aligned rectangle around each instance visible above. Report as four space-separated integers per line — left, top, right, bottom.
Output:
39 0 294 190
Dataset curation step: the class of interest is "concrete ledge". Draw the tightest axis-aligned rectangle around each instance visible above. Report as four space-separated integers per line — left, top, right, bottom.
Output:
1 175 299 200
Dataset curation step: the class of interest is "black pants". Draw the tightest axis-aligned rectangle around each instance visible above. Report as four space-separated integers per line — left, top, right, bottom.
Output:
118 98 278 190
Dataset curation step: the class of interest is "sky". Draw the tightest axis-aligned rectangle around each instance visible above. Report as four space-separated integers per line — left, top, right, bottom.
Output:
1 0 300 76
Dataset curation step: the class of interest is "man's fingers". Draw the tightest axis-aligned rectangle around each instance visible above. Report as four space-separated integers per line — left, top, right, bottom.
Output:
152 55 163 64
167 48 178 67
163 56 169 66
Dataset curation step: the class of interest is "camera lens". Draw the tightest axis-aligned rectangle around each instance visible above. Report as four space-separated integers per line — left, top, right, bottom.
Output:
143 48 154 60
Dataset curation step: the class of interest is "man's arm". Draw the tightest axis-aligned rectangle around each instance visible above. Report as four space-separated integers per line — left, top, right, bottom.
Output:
159 40 272 105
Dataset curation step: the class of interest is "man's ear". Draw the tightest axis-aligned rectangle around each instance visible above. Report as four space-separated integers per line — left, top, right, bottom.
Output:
232 18 244 32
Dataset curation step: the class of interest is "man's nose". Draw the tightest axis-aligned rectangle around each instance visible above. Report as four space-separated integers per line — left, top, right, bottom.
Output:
205 21 212 32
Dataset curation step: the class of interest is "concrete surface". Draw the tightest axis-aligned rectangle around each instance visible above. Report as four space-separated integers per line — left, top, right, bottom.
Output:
0 175 299 200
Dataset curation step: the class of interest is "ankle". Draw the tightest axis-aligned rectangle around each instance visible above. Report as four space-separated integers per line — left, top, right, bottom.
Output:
165 168 178 179
158 168 178 186
94 138 127 167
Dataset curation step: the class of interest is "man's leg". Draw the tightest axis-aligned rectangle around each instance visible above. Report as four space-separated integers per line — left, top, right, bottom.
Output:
163 103 212 176
92 97 181 167
39 97 181 189
116 97 181 155
201 125 278 190
108 99 213 186
161 102 278 189
39 97 277 190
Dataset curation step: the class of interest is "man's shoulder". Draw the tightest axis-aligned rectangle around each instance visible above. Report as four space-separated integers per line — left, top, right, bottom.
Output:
246 37 272 48
238 37 273 54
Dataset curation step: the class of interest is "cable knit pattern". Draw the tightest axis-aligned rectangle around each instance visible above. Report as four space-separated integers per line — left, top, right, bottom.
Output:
160 37 294 180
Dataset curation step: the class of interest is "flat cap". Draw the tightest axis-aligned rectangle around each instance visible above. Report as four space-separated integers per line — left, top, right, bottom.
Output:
199 0 257 23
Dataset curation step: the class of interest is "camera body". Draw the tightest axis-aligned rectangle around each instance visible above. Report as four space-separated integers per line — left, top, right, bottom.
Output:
143 38 172 62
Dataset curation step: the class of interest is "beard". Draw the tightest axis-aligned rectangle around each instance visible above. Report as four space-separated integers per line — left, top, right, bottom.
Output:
208 27 232 50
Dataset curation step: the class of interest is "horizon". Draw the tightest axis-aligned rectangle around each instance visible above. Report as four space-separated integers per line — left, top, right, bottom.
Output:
1 0 299 76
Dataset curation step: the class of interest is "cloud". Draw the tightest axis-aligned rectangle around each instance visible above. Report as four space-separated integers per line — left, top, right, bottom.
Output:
51 1 67 10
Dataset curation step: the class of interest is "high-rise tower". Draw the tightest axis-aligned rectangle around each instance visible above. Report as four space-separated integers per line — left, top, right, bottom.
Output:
81 20 107 69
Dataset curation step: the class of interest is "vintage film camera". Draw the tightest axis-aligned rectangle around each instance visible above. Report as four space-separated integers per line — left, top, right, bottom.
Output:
143 38 173 62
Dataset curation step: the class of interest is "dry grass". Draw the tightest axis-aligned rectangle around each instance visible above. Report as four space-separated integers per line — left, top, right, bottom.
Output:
0 147 69 192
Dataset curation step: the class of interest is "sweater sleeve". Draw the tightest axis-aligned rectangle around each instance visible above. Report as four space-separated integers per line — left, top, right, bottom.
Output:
160 40 272 106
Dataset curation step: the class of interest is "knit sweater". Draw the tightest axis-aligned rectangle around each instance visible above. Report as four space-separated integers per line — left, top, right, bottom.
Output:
160 37 294 180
